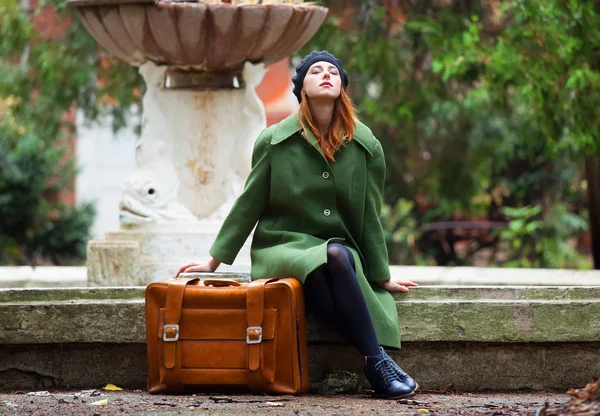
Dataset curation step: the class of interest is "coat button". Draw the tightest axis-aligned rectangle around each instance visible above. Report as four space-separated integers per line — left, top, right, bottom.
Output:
324 209 331 216
322 172 330 179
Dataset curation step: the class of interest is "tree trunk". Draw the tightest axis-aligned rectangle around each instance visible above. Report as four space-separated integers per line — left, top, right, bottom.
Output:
585 158 600 269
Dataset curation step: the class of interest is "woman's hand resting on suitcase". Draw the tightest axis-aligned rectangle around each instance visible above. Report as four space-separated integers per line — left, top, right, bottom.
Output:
376 278 418 293
172 257 222 278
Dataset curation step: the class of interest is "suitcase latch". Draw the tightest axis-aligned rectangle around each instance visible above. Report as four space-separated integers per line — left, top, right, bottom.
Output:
246 326 263 344
163 324 180 342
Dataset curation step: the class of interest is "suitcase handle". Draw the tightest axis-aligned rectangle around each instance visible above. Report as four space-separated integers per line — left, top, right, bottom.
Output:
203 279 242 287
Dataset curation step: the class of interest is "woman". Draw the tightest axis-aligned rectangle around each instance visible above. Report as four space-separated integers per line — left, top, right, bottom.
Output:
173 50 419 399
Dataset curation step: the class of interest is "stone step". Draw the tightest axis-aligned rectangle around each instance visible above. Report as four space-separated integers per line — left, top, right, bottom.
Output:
393 265 600 286
0 267 88 288
2 283 599 344
1 280 599 391
5 266 600 288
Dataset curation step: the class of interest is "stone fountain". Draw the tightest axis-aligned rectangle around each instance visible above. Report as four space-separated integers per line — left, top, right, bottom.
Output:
67 0 328 285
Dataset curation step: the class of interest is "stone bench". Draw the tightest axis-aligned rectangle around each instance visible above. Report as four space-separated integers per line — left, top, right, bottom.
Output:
1 273 599 392
4 266 600 288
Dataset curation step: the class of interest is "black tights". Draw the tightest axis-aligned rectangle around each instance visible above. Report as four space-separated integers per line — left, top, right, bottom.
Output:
304 243 380 357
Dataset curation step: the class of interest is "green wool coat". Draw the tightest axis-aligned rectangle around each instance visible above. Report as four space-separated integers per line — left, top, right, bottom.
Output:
209 113 401 348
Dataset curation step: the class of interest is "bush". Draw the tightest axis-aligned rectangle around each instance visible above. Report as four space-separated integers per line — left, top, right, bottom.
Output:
0 0 141 265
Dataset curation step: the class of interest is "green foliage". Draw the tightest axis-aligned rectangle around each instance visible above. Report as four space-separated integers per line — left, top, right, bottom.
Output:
497 204 589 268
0 0 142 265
303 0 596 268
0 123 96 265
381 199 427 265
427 1 600 156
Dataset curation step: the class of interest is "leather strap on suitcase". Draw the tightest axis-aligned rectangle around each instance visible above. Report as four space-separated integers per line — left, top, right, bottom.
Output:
161 277 200 392
246 278 278 388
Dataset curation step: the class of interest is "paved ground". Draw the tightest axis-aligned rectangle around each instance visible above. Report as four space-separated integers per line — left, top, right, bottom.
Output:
0 388 570 415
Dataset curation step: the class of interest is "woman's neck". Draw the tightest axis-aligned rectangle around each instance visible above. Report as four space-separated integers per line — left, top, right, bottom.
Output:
308 100 334 137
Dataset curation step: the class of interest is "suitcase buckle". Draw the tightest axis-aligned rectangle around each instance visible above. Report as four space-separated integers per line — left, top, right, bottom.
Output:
163 324 180 342
246 326 263 344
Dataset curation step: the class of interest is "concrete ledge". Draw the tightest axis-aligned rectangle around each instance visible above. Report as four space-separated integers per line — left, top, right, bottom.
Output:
0 267 87 288
1 283 599 391
2 342 599 392
390 266 600 286
397 286 600 343
2 285 599 344
3 266 600 288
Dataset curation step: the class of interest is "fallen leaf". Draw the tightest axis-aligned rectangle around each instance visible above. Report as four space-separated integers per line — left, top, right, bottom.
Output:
103 384 123 391
89 399 108 406
417 409 429 414
265 401 285 407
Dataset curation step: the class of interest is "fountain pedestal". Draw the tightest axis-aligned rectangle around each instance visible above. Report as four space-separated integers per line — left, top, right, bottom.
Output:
87 225 253 286
68 0 328 285
86 61 266 285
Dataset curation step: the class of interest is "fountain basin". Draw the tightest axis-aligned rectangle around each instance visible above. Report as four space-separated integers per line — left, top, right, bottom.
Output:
67 0 328 72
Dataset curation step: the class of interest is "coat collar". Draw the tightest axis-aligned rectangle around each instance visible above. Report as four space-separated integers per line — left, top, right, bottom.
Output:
271 113 374 156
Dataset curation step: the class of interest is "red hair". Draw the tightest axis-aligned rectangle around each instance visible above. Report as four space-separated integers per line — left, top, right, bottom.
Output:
297 88 357 162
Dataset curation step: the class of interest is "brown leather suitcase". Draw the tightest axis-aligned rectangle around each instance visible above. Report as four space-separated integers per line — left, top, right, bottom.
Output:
145 276 310 394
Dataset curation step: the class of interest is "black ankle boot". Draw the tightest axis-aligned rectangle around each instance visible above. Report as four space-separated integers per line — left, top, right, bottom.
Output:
363 350 414 399
380 347 419 393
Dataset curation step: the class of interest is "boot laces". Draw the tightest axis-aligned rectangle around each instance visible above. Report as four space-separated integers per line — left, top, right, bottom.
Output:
374 358 398 386
391 362 408 378
382 349 409 378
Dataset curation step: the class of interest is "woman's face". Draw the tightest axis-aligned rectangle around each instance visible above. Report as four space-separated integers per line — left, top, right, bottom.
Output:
302 61 342 102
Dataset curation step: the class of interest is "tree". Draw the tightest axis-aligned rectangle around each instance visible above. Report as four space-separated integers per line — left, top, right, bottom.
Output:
301 0 596 268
